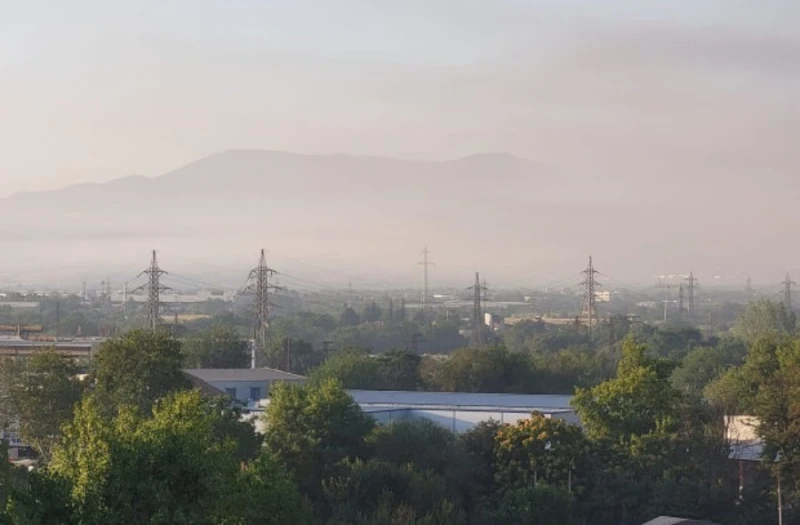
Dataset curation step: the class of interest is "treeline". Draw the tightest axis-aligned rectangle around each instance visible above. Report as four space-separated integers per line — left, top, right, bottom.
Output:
0 328 794 524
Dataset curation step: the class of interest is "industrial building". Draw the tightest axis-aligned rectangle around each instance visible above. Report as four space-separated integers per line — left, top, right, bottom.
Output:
351 390 576 433
184 368 307 404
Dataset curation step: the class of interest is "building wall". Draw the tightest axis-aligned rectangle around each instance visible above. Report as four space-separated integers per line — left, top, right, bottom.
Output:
365 408 578 434
205 379 304 403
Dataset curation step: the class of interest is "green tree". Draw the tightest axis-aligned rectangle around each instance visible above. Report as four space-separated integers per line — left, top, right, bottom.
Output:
732 300 796 343
310 350 384 389
182 323 249 368
91 330 190 416
423 346 536 393
262 380 374 503
47 390 307 525
0 350 84 460
376 350 421 391
494 412 589 491
572 337 680 445
482 484 578 525
671 340 745 397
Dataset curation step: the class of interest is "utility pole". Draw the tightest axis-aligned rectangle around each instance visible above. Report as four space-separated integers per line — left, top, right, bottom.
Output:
468 272 487 347
418 245 434 319
783 274 795 311
657 281 671 323
685 272 698 321
581 256 600 340
247 249 280 356
388 297 394 323
135 250 169 332
678 283 685 321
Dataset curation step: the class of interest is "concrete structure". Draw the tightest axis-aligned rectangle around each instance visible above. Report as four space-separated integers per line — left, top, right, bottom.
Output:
184 368 306 404
349 391 576 434
0 336 100 358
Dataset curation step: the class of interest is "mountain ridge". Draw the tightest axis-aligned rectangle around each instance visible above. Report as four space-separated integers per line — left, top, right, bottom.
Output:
4 150 542 201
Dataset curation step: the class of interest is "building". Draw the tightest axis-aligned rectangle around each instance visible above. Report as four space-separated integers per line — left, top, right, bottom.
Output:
184 368 306 404
642 518 720 525
347 391 576 434
0 336 100 358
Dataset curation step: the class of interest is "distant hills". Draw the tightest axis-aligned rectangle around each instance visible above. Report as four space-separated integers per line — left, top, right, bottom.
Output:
1 150 794 286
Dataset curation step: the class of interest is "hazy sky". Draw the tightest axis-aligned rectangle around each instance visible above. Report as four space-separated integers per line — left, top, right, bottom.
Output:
2 0 799 198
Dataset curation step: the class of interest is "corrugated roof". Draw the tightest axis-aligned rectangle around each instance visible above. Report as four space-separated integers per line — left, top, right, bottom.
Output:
184 368 306 382
348 390 572 410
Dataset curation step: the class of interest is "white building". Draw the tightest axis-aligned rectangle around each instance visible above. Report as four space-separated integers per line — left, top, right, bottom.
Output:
248 390 577 434
184 368 306 404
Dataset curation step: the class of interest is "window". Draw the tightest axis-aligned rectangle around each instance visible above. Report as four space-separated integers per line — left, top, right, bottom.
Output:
225 387 237 399
249 387 262 401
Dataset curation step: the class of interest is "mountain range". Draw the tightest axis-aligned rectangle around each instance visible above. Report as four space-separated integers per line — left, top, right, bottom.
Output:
0 150 795 287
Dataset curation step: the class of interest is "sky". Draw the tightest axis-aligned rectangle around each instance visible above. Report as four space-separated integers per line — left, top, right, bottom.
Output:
1 1 799 288
2 0 799 198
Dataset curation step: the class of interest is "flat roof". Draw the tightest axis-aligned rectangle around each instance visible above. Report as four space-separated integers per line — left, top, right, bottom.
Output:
184 368 306 383
348 390 572 410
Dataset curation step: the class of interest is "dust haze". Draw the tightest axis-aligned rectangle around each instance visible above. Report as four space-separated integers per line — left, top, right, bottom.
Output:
1 1 798 288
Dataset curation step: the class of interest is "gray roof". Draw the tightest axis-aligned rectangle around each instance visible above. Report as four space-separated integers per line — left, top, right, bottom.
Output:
347 390 572 410
643 518 721 525
184 368 306 383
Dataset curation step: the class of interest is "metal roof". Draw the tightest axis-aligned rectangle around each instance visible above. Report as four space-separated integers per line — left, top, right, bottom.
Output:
184 368 306 383
643 518 720 525
348 390 572 410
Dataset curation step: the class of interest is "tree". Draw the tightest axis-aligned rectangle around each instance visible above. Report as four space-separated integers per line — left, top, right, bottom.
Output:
262 380 374 503
361 302 382 324
91 330 190 416
376 350 421 391
671 340 745 397
47 390 307 525
495 412 589 491
339 306 361 327
309 350 384 390
0 350 84 460
424 346 536 394
732 300 796 343
572 337 681 445
182 323 249 368
482 484 578 525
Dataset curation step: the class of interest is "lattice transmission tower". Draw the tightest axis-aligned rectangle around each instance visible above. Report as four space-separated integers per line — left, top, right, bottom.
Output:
135 250 170 331
246 249 281 352
581 256 600 340
468 272 488 347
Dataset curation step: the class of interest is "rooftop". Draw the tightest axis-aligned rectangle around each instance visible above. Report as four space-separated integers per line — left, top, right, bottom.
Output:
184 368 306 383
348 390 572 410
643 518 720 525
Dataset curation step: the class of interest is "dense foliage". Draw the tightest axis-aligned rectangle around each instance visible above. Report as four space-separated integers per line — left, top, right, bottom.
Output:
0 300 798 523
